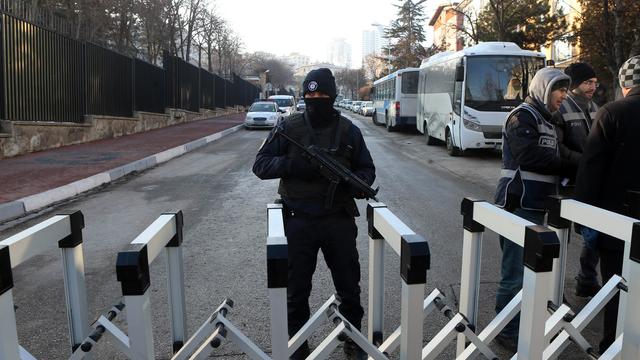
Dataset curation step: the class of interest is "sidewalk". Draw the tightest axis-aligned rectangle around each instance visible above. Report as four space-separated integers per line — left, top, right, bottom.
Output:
0 113 245 222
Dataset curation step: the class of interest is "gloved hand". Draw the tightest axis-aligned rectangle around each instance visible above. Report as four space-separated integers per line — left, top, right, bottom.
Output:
286 156 318 180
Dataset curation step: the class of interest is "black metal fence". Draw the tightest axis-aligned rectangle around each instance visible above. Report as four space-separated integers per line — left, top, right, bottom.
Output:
200 69 215 110
0 13 85 122
0 12 259 123
86 43 133 118
134 59 166 114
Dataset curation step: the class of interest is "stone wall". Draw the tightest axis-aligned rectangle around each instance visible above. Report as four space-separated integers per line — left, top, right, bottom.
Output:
0 107 240 159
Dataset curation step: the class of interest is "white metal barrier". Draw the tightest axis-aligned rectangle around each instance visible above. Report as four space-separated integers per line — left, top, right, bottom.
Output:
456 198 561 360
75 210 188 360
0 210 90 360
367 202 445 360
541 195 640 360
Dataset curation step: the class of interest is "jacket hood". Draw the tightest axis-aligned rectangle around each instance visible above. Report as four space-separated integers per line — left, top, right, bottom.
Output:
528 67 571 113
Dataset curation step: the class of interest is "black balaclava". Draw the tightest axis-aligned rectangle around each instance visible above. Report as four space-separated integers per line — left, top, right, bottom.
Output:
302 68 337 127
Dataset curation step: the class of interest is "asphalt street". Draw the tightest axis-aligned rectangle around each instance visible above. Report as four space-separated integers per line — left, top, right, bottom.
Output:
1 112 599 359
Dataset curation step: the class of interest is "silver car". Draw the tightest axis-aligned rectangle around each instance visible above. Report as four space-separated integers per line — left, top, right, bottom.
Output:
244 102 283 129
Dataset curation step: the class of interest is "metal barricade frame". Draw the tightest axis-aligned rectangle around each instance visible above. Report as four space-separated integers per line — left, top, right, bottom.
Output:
0 210 89 360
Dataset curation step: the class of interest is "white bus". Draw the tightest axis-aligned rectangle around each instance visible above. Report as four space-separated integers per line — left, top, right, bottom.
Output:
417 42 545 155
371 67 420 131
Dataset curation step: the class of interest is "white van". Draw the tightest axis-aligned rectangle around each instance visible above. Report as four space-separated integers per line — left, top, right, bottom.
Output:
268 95 295 116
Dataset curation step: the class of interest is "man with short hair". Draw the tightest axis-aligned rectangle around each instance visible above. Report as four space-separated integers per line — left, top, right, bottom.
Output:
556 62 602 298
493 67 573 352
253 68 375 360
575 55 640 353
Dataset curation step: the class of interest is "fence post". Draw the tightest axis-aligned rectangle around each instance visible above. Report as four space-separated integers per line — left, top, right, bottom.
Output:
0 246 19 360
545 196 572 307
57 210 91 355
163 211 187 353
367 203 386 347
400 233 430 360
267 203 288 360
116 245 155 360
517 225 559 360
457 198 485 355
622 222 640 358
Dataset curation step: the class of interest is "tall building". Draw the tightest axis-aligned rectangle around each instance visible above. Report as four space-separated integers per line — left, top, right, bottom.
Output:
327 38 352 68
362 25 387 59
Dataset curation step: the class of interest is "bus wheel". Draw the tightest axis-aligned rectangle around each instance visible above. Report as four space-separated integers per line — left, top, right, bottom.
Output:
425 123 437 145
446 129 461 156
372 111 381 126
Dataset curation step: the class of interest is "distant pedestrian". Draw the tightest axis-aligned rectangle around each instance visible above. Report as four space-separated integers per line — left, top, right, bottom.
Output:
493 67 573 352
574 55 640 353
556 62 602 298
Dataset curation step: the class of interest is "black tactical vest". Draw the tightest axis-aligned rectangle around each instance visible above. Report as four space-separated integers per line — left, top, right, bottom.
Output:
278 113 354 207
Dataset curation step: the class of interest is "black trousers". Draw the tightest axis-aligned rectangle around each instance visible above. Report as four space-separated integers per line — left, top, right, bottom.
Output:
284 210 364 337
598 239 624 353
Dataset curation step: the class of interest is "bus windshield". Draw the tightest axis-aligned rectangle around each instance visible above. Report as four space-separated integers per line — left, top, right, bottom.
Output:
401 71 419 94
464 56 545 112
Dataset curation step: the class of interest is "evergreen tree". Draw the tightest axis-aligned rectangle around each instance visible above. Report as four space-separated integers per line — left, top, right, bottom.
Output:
473 0 566 51
384 0 427 70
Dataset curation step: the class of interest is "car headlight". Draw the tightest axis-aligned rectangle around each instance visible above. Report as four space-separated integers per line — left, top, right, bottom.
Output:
269 115 278 121
245 116 252 121
463 117 482 132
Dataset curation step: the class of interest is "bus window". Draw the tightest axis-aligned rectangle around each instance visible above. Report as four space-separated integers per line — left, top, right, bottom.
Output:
401 71 419 94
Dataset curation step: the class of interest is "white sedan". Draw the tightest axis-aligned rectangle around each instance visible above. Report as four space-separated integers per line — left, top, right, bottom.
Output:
244 102 283 129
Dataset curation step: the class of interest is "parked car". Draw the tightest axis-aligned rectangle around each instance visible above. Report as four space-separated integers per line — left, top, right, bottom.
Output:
296 99 306 112
360 101 374 116
342 99 352 110
351 101 363 113
244 101 282 129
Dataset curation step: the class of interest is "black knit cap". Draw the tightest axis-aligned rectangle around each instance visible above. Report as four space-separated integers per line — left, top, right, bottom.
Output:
303 68 337 100
564 62 596 89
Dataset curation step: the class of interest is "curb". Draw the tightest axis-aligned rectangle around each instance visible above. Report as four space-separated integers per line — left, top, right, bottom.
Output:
0 124 244 224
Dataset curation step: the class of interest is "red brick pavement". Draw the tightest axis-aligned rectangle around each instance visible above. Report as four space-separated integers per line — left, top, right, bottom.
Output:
0 113 244 203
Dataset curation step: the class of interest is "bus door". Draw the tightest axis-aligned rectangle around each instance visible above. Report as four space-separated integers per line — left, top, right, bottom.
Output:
451 59 464 149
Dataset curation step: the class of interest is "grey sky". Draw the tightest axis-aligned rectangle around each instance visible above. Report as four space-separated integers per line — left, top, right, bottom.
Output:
215 0 436 67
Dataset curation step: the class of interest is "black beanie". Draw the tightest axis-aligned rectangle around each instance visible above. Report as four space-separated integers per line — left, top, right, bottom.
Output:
564 62 596 89
303 68 337 100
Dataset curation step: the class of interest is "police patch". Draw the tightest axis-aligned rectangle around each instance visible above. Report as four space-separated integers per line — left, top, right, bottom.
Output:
308 81 318 92
539 136 556 148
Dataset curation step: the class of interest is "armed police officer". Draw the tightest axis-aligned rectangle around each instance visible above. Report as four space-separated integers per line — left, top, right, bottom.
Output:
253 68 375 360
493 67 574 352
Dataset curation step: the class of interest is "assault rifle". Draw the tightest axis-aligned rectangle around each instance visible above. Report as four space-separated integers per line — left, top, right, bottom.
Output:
275 127 379 208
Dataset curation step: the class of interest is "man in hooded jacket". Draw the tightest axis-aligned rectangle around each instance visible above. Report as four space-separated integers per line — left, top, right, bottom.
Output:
493 67 573 350
253 68 375 360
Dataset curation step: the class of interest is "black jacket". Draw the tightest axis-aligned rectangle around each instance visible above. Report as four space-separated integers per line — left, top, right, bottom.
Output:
575 87 640 249
253 111 375 216
494 97 573 211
